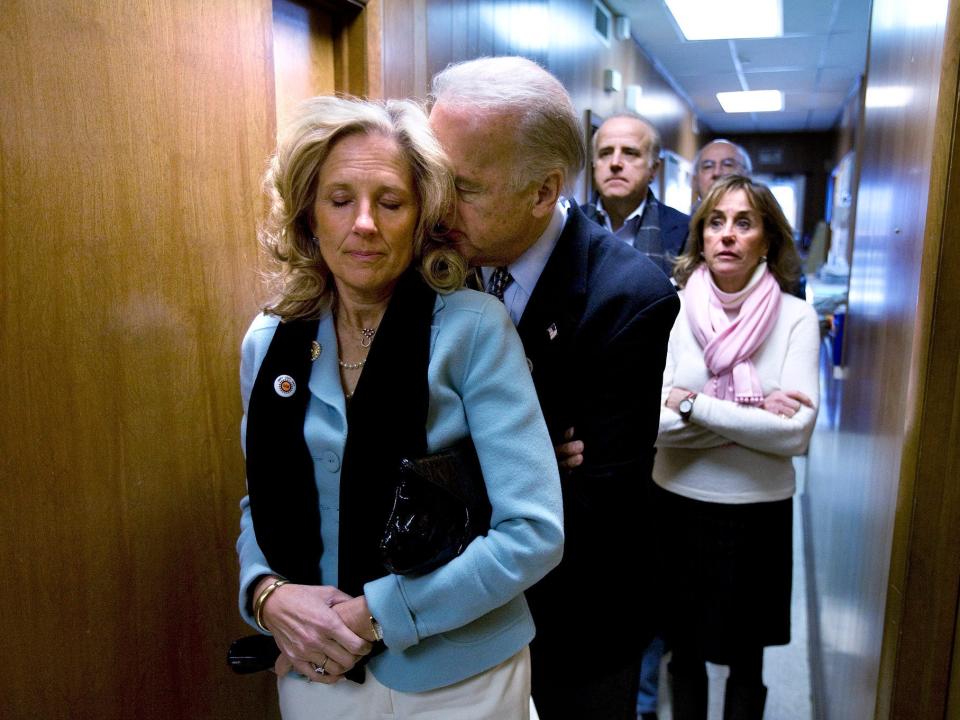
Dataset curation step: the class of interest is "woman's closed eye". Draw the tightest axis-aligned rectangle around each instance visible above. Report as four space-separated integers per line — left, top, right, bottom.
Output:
378 196 405 211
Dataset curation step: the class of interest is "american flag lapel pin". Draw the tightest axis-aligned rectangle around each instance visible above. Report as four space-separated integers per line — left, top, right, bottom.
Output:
547 323 558 340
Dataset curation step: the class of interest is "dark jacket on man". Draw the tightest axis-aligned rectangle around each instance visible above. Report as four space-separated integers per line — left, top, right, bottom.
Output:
520 204 679 681
581 189 690 279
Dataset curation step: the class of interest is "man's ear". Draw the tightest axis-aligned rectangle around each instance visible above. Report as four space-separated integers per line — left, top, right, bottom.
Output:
531 169 564 218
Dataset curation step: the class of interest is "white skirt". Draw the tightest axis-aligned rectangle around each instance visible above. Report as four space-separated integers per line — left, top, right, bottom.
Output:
278 646 531 720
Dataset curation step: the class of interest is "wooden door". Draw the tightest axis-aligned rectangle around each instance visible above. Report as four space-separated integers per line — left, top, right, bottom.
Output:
0 1 277 717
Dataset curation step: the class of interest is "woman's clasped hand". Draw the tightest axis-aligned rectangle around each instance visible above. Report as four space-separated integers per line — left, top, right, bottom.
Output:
255 578 374 682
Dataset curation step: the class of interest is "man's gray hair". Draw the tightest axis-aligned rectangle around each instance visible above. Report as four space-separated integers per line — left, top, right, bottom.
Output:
430 56 586 193
693 138 753 175
592 110 662 165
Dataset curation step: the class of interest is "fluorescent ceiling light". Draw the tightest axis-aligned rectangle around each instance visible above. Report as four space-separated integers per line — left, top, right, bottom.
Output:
666 0 783 40
636 93 685 119
716 90 784 113
865 86 913 108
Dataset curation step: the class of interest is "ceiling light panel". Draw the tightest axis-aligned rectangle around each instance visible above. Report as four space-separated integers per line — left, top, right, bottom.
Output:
666 0 783 40
716 89 784 112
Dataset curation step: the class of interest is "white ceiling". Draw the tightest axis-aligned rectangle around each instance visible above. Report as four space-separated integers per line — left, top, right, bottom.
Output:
607 0 872 134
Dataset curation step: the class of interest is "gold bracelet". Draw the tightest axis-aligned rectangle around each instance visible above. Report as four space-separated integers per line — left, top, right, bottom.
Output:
369 615 384 641
253 578 288 633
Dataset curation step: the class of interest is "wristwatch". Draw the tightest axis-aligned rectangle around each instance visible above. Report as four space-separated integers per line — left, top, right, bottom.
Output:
678 392 697 422
369 616 384 642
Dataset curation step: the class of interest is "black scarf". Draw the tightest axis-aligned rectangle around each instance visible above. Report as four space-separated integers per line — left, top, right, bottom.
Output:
245 269 436 594
245 316 323 584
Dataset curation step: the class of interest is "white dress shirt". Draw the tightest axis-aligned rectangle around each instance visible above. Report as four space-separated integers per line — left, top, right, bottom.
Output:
594 196 646 239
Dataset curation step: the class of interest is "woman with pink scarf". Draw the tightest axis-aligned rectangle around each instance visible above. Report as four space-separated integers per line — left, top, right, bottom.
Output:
653 175 819 720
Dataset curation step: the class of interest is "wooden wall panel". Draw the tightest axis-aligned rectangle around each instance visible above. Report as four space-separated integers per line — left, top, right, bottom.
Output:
803 0 959 717
382 0 697 204
0 1 278 718
380 0 427 101
271 0 370 111
273 0 337 127
879 3 960 716
339 2 372 97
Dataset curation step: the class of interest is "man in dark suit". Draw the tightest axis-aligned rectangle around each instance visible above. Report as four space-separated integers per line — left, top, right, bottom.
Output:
582 111 690 279
582 111 690 720
430 57 679 720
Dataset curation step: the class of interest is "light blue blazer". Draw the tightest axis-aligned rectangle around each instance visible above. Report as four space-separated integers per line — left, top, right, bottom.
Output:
236 288 564 692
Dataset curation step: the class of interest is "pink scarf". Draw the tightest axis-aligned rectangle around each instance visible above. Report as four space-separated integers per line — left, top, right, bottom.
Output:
684 263 781 405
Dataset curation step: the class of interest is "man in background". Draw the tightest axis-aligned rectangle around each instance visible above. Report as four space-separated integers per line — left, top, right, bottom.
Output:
429 57 679 720
583 111 689 279
693 138 753 203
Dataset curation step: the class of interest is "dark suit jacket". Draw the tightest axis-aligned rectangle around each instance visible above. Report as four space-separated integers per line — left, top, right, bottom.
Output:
521 203 680 671
581 191 690 278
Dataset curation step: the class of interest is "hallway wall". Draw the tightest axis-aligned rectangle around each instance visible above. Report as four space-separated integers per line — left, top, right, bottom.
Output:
804 0 960 717
377 0 698 202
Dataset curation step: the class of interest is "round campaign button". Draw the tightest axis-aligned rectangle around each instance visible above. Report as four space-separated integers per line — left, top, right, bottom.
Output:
274 374 296 397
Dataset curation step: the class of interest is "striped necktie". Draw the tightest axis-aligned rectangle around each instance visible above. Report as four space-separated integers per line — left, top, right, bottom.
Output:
486 266 513 301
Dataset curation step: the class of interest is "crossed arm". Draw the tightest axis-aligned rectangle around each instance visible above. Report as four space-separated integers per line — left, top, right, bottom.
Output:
557 300 821 462
656 302 821 456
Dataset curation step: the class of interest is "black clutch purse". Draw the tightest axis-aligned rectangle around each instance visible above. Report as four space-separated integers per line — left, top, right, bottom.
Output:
379 437 492 575
227 634 280 675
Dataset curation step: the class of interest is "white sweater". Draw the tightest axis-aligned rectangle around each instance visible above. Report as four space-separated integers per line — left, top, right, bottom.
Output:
653 291 821 504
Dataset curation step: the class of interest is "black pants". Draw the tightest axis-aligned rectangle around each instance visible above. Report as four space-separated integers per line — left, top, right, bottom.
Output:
531 650 641 720
669 645 766 720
